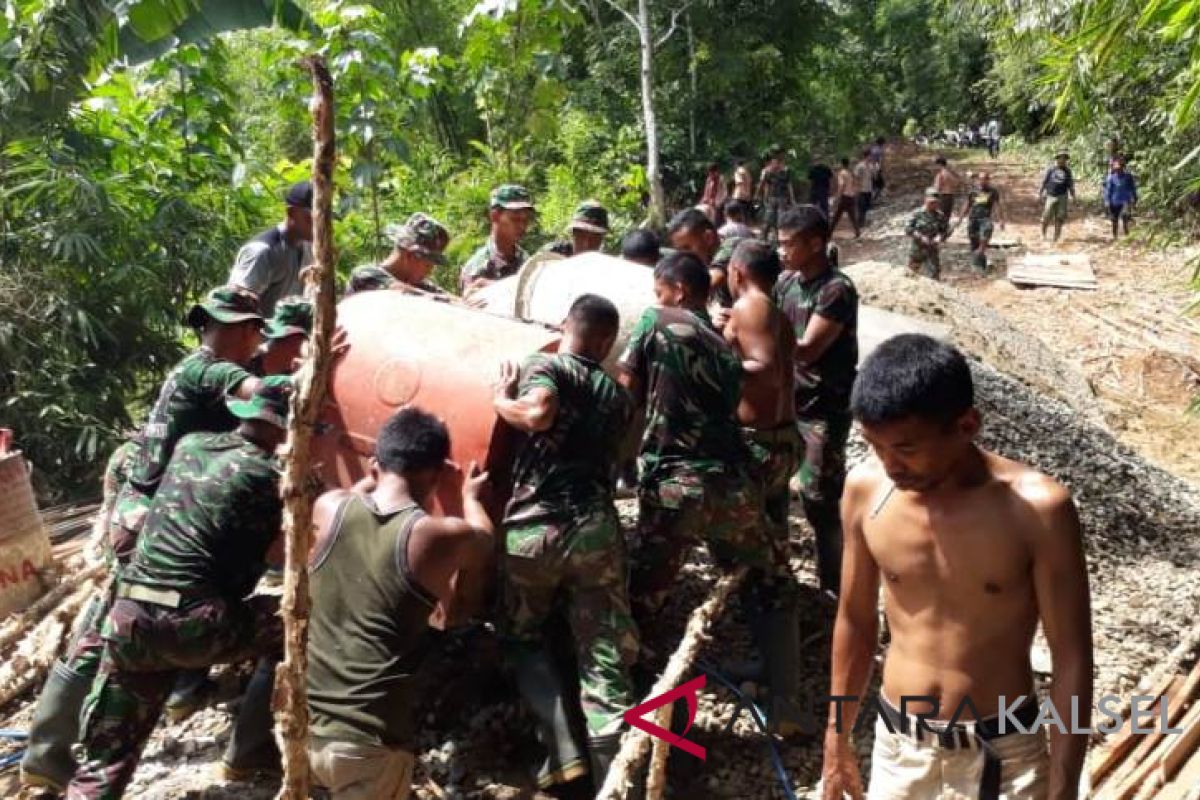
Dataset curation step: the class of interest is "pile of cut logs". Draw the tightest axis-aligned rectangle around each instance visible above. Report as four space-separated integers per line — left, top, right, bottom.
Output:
1089 632 1200 800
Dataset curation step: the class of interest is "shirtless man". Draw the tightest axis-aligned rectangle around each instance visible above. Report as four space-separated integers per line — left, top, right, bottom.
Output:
820 334 1092 800
933 156 962 218
829 158 861 238
724 239 801 731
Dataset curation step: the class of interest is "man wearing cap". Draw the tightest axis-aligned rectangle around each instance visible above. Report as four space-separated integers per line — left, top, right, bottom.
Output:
253 296 313 376
906 189 951 279
229 181 315 316
1039 151 1076 242
347 213 452 296
19 287 265 796
66 377 293 799
540 200 609 258
460 185 535 294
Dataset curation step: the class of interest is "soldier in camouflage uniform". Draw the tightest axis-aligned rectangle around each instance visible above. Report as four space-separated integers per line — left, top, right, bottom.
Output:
493 294 637 791
906 188 951 279
66 377 292 800
617 252 776 629
346 213 451 297
459 185 535 294
252 295 312 376
540 200 609 258
19 289 264 795
756 147 796 242
774 206 859 597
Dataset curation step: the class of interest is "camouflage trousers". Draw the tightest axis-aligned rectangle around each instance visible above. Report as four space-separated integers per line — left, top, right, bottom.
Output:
762 198 791 240
629 468 779 621
503 507 639 737
742 423 801 548
795 413 852 594
907 240 942 279
66 592 282 800
968 216 995 271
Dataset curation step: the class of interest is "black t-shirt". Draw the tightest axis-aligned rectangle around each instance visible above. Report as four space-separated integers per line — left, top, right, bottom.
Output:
808 164 834 198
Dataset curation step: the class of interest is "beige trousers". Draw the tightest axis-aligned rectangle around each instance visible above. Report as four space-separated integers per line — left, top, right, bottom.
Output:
867 716 1050 799
309 737 414 800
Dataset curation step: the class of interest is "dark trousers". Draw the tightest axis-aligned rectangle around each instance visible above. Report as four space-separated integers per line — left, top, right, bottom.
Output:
795 413 852 594
857 192 872 226
829 196 860 236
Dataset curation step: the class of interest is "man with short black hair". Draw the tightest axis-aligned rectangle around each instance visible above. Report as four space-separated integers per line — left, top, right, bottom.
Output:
1039 151 1076 242
820 335 1091 800
774 206 858 597
460 185 535 294
621 229 661 267
230 181 315 316
666 207 727 308
829 158 861 238
68 377 295 799
307 408 494 800
541 201 610 257
618 252 775 643
494 294 637 790
724 240 801 731
347 213 451 296
719 200 755 239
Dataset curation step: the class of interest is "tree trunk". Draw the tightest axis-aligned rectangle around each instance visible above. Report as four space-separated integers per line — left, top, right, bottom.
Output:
273 54 337 800
638 0 666 228
687 14 696 158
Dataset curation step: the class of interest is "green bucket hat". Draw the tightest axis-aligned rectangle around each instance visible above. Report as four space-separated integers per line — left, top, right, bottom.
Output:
227 375 292 430
186 286 264 329
489 184 535 211
568 200 609 234
264 296 313 340
713 235 748 268
386 212 450 265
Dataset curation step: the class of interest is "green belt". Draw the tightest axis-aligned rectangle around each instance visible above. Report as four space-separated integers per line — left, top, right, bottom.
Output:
743 423 800 445
116 582 182 609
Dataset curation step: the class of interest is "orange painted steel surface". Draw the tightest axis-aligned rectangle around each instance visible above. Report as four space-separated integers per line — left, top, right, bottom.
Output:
314 290 560 515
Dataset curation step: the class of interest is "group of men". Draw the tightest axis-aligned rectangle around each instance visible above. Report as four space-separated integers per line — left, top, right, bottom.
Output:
20 173 1094 800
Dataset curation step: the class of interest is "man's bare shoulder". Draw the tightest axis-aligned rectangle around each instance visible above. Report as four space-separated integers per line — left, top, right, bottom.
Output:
986 452 1078 539
732 293 773 325
844 457 889 514
414 514 481 542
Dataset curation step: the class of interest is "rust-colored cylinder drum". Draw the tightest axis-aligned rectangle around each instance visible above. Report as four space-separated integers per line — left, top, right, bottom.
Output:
314 290 561 516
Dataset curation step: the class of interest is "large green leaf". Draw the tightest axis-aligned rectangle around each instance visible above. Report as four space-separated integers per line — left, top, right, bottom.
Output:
117 0 314 64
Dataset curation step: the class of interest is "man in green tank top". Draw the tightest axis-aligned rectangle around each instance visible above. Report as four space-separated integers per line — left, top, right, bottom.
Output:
307 408 494 800
493 294 638 791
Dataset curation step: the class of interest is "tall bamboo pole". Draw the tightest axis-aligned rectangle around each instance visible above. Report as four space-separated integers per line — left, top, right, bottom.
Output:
273 54 336 800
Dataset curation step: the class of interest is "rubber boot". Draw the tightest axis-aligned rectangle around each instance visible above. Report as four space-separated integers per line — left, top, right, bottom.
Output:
589 731 644 799
513 647 589 790
220 658 281 781
761 595 808 737
19 660 93 792
164 667 216 723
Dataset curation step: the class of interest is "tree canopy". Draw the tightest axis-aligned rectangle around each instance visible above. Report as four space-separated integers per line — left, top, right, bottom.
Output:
1 0 1197 498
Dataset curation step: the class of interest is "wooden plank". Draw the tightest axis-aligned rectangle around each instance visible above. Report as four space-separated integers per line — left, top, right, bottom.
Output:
1092 674 1183 786
1158 699 1200 784
1009 252 1097 290
1110 694 1196 800
1097 682 1190 799
1154 746 1200 800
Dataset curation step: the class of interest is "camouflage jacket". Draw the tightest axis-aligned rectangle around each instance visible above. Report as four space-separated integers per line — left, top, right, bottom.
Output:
773 268 859 418
127 348 252 495
123 430 281 601
459 238 528 292
504 352 633 525
345 264 445 297
906 209 950 242
617 306 746 481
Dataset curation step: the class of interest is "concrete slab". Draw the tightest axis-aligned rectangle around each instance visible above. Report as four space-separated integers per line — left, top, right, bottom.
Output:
858 305 952 365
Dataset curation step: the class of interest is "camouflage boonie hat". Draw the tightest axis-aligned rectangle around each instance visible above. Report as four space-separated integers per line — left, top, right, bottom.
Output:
264 296 313 340
490 184 535 211
924 187 941 199
386 212 450 265
227 374 292 429
568 200 609 234
186 286 264 329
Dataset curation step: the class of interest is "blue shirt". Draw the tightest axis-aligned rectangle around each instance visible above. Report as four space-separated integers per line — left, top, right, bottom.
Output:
1103 171 1138 207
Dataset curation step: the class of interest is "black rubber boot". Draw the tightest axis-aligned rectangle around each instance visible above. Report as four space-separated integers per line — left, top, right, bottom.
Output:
20 660 93 792
221 658 281 780
513 647 589 790
590 731 645 800
761 595 806 736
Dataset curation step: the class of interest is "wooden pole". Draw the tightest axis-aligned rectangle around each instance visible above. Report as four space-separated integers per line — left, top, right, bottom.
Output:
273 54 336 800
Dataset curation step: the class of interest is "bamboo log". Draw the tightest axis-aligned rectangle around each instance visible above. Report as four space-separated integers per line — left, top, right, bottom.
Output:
645 705 671 800
273 54 337 800
596 566 747 800
0 564 104 654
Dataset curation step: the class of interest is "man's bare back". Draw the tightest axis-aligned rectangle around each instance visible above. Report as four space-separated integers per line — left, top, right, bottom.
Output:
725 289 795 429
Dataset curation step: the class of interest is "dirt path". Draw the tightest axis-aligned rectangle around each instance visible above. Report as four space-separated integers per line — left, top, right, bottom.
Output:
833 142 1200 484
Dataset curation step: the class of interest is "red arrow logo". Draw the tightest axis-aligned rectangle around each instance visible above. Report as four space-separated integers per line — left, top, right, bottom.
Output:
622 674 707 760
